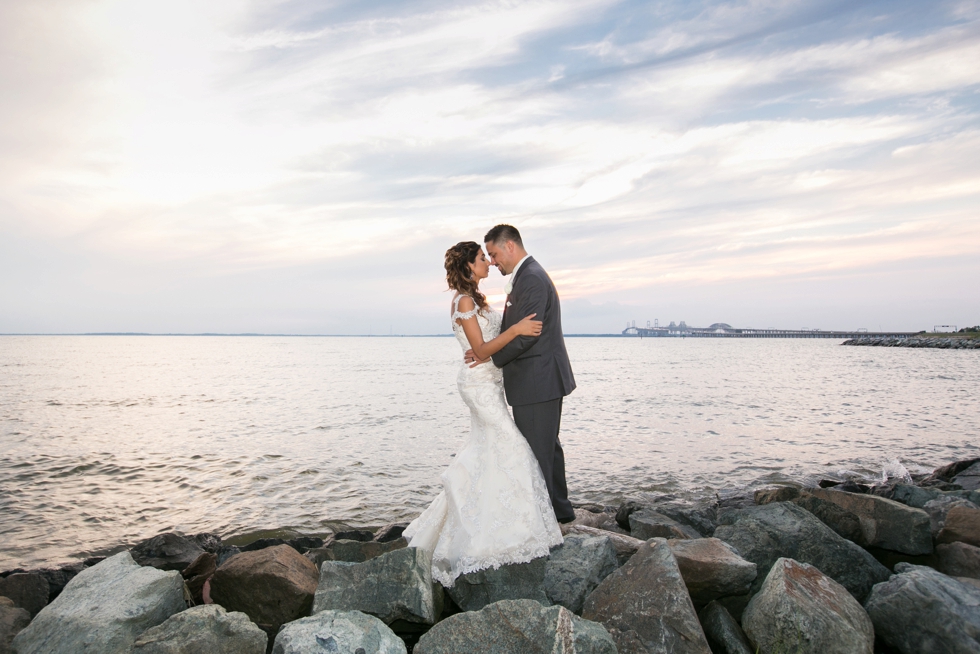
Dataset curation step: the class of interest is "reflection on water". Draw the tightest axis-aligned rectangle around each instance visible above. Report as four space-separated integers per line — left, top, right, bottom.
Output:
1 336 977 568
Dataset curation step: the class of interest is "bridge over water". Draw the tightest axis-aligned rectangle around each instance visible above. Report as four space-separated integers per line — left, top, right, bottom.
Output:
621 322 916 339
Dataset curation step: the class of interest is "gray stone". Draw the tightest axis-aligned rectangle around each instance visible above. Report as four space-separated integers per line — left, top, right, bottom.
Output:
864 563 980 654
952 461 980 490
790 492 865 543
958 576 980 591
313 546 439 624
544 534 619 614
1 597 31 654
374 523 408 543
567 508 627 533
209 544 319 633
132 604 267 654
754 487 801 505
444 555 549 612
809 488 933 555
882 483 944 508
130 532 206 572
582 538 711 654
937 503 980 547
0 573 48 617
668 537 757 609
35 563 86 603
742 557 874 654
651 500 718 537
216 545 240 567
272 610 406 654
924 496 975 538
305 537 407 567
713 502 890 601
697 601 753 654
936 542 980 579
415 598 616 654
629 509 701 540
564 525 644 566
11 551 185 654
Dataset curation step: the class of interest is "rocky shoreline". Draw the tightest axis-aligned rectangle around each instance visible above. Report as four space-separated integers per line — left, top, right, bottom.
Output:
843 336 980 349
2 458 979 654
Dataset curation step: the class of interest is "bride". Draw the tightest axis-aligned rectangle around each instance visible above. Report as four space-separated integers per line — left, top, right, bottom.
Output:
403 241 564 587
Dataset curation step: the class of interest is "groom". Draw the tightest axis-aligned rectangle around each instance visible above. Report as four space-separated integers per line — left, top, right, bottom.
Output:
466 224 577 523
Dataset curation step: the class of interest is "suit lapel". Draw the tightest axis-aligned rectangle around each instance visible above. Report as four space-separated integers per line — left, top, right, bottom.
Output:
504 257 535 325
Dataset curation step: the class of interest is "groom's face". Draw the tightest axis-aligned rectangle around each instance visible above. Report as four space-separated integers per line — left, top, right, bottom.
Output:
485 240 514 275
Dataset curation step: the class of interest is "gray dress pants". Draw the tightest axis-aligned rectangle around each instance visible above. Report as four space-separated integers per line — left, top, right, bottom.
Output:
512 397 575 522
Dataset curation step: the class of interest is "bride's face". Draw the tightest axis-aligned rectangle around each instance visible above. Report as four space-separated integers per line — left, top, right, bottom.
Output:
468 249 491 281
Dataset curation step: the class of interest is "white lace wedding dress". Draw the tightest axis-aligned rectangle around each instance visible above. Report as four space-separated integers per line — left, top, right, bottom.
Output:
403 295 564 587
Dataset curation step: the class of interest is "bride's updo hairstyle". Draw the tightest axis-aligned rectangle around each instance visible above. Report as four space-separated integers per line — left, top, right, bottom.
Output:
445 241 488 311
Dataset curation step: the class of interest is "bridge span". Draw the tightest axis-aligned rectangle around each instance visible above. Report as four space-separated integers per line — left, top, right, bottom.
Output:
622 322 916 339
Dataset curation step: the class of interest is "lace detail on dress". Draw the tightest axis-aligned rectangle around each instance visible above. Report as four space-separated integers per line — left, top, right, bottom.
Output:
451 294 481 323
402 293 563 587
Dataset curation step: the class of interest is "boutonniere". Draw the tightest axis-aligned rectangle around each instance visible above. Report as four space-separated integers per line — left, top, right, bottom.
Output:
504 276 515 295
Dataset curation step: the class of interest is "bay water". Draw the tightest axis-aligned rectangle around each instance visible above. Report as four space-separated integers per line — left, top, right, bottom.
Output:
1 335 977 569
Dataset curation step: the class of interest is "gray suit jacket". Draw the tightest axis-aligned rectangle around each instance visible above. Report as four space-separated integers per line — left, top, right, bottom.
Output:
491 257 576 406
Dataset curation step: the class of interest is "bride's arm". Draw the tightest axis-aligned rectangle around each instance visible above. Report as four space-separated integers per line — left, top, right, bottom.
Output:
456 295 542 361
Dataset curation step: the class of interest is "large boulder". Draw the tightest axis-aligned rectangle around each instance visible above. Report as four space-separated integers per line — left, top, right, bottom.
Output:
668 538 757 609
808 488 932 554
305 537 407 567
209 544 319 632
742 558 874 654
938 504 980 547
273 610 406 654
567 508 626 533
0 573 48 617
936 542 980 579
313 546 439 625
564 525 644 566
790 493 865 543
629 509 701 540
697 601 753 654
864 563 980 653
713 502 890 601
952 461 980 490
1 597 31 654
374 523 408 543
582 538 711 654
132 604 267 654
415 598 616 654
544 534 619 613
130 533 206 572
650 500 718 536
180 552 216 605
444 556 549 612
34 562 86 603
11 552 185 654
879 483 944 508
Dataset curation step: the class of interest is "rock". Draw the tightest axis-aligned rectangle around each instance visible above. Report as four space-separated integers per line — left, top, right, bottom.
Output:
629 509 701 540
35 563 86 602
11 551 185 654
544 534 619 613
131 532 207 572
923 496 975 537
754 486 801 505
819 479 870 493
616 501 644 531
132 604 267 654
742 558 874 654
582 537 711 654
958 576 980 591
0 573 49 617
209 544 319 632
876 483 943 508
216 545 240 567
808 487 932 555
1 597 31 654
667 538 757 609
334 529 375 542
444 556 549 612
568 508 626 533
272 610 406 654
415 598 616 654
192 533 223 554
937 504 980 547
952 461 980 490
564 524 644 566
651 500 718 536
181 552 217 605
285 537 324 554
305 537 408 567
313 546 440 624
374 523 407 543
697 601 753 654
936 542 980 579
241 537 286 552
864 563 980 653
791 492 865 543
713 502 890 601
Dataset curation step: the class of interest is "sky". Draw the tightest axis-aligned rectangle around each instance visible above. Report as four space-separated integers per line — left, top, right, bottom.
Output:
1 0 978 334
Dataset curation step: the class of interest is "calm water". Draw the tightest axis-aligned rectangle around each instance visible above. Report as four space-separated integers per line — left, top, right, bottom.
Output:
1 336 977 569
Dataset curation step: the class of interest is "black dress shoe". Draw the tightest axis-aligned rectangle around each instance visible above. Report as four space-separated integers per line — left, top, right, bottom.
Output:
557 516 576 524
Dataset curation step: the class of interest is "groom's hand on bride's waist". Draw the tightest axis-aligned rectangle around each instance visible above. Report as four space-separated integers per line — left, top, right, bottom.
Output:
463 348 490 368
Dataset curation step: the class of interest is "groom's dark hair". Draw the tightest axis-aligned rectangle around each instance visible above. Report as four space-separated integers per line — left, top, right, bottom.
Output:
484 224 523 248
